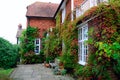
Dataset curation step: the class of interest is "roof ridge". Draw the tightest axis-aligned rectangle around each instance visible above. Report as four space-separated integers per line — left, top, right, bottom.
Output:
29 1 59 6
26 1 59 18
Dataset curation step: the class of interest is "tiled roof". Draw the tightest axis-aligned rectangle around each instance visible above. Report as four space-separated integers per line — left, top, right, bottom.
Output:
26 2 59 18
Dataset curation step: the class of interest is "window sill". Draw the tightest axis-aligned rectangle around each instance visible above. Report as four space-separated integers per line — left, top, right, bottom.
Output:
35 53 39 55
78 61 86 66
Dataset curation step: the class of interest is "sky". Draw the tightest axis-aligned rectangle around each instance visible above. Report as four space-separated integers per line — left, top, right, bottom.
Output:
0 0 61 44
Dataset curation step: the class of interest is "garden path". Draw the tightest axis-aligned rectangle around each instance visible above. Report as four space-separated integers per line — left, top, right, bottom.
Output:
10 64 74 80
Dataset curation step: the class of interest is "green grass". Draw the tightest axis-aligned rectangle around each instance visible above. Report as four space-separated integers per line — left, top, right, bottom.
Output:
0 69 13 80
0 69 13 76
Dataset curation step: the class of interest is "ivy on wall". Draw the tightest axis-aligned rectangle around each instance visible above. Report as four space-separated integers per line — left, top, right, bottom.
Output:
40 0 120 79
82 1 120 79
42 13 62 62
60 18 78 70
19 26 44 64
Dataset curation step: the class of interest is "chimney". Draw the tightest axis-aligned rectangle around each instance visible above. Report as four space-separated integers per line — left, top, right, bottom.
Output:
18 24 22 30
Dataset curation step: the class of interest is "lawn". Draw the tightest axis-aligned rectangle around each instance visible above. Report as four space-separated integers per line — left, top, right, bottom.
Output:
0 68 14 76
0 69 14 80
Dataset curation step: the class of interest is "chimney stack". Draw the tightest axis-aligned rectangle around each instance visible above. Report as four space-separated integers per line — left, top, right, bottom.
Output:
18 24 22 30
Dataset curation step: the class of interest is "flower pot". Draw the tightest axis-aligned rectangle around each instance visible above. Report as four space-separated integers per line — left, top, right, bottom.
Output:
44 63 50 68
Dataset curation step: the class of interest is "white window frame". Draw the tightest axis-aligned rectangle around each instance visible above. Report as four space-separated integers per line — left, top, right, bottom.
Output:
76 7 82 18
90 0 97 7
62 2 66 23
78 24 88 65
34 38 41 54
97 0 108 4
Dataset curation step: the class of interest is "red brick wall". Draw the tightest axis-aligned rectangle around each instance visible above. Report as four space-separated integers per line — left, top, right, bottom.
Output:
27 17 56 38
59 0 71 23
74 0 84 8
66 0 71 17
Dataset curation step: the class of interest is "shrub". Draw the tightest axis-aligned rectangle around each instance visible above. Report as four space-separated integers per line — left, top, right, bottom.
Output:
19 26 39 57
22 51 45 64
0 37 18 69
43 28 61 61
45 56 54 63
60 51 76 69
74 64 84 76
19 26 45 64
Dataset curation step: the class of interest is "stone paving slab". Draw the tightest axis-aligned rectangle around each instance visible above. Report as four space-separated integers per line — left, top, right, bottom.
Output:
10 64 74 80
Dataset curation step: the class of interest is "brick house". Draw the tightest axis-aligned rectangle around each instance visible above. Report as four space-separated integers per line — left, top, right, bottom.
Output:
26 2 59 54
25 0 108 61
55 0 108 65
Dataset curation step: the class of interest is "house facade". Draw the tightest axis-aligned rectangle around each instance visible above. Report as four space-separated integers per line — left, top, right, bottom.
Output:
25 0 108 62
23 0 119 79
76 0 108 65
26 2 59 54
55 0 108 65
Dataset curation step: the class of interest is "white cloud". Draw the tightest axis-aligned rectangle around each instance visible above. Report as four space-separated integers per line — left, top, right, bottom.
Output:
0 0 61 44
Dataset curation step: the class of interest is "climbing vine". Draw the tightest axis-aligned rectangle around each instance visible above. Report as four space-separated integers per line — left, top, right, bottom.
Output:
60 16 78 70
40 0 120 79
42 13 62 62
82 1 120 79
58 0 120 79
19 26 44 64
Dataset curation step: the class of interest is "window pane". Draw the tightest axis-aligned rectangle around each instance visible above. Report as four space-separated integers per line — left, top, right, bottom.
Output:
79 28 82 40
78 29 80 40
62 7 66 23
34 38 40 54
84 43 86 62
83 26 88 39
80 42 82 61
36 39 39 44
78 43 80 60
35 46 39 53
81 28 82 40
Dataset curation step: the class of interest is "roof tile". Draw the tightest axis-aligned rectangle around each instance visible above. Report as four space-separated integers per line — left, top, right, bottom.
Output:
26 2 59 18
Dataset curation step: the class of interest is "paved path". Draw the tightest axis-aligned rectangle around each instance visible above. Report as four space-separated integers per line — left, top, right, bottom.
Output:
10 64 74 80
